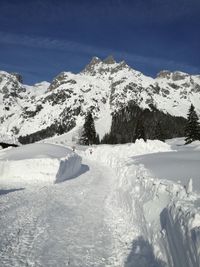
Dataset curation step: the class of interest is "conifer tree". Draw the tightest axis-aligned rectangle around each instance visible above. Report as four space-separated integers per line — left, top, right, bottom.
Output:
80 111 98 145
133 120 146 142
154 122 165 142
101 132 117 144
95 134 100 145
185 104 200 144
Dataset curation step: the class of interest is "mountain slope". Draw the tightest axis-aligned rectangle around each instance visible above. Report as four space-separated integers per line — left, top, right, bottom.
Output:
0 57 199 143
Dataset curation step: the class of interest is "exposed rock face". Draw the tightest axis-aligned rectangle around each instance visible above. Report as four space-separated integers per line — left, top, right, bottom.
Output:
103 55 116 64
82 57 102 74
48 72 68 91
157 70 190 82
172 71 189 81
11 73 23 83
156 70 171 79
0 56 199 143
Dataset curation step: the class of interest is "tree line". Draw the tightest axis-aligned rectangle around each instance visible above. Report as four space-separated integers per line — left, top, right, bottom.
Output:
80 104 200 145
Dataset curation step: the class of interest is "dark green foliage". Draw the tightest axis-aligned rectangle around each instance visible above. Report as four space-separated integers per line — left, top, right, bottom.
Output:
19 106 78 144
185 104 200 144
101 132 118 144
133 120 146 142
80 112 99 145
95 134 100 144
154 122 165 142
104 103 186 144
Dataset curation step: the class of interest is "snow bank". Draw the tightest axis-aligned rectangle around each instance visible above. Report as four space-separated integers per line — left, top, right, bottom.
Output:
83 139 200 266
160 200 200 267
133 163 200 267
83 139 172 167
0 143 82 184
187 140 200 151
134 150 200 192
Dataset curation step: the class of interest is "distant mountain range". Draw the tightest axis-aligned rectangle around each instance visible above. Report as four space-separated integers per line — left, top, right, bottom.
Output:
0 56 200 144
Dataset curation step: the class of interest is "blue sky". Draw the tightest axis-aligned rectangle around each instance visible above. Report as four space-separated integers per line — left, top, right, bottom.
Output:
0 0 200 84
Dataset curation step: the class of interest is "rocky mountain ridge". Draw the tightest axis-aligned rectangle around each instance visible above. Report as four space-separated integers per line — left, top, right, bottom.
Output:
0 57 199 143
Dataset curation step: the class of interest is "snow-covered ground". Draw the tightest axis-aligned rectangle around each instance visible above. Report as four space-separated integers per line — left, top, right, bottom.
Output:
0 138 200 266
0 158 116 267
134 138 200 192
82 139 200 266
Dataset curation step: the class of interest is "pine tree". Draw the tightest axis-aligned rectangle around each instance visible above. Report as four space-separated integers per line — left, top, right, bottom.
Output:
133 120 147 142
95 134 100 144
185 104 200 144
154 122 165 142
101 132 118 144
80 111 98 145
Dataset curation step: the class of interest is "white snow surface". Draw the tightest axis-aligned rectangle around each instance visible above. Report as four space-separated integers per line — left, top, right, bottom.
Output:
0 138 200 267
133 145 200 192
83 139 172 165
82 139 200 267
0 143 82 184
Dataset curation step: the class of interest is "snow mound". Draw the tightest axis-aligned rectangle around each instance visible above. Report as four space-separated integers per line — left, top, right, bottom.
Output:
0 143 82 184
187 140 200 151
84 139 172 166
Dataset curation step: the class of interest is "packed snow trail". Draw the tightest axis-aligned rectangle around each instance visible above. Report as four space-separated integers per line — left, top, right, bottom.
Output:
1 139 200 266
0 159 116 267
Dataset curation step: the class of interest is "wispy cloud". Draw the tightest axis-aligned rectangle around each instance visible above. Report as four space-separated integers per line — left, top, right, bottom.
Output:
0 31 199 75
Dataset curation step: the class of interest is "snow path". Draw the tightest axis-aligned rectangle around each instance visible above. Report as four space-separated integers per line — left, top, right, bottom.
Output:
0 159 116 267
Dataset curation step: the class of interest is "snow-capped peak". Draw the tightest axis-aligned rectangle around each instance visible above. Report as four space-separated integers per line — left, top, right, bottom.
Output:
0 57 199 142
103 55 116 64
82 56 129 77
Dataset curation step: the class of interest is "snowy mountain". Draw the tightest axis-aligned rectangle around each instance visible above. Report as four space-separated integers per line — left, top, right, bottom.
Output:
0 56 200 143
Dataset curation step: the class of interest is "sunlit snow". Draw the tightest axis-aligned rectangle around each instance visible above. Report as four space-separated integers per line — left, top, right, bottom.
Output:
0 138 200 266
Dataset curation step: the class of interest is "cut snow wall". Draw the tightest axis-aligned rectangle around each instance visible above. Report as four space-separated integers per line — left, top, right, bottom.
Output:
0 154 82 184
134 164 200 267
55 153 82 183
160 202 200 267
83 140 200 267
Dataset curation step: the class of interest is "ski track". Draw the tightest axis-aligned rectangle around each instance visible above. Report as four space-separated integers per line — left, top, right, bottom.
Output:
0 159 116 267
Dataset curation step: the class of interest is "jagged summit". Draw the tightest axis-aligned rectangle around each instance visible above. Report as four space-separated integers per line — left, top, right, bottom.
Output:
85 55 116 67
103 55 116 64
156 70 189 81
89 56 102 65
82 55 129 76
10 73 23 83
82 56 102 73
0 59 200 143
156 70 171 79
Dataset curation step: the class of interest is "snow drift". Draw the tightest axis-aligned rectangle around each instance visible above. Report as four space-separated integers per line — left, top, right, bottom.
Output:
83 139 172 166
83 139 200 267
0 143 82 184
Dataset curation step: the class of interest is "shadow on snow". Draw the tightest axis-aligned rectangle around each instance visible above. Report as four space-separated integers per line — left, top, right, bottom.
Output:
56 164 90 183
76 164 90 178
0 188 25 196
124 236 166 267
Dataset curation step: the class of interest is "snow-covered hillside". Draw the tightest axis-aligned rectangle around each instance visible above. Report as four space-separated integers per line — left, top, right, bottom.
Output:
0 56 199 143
